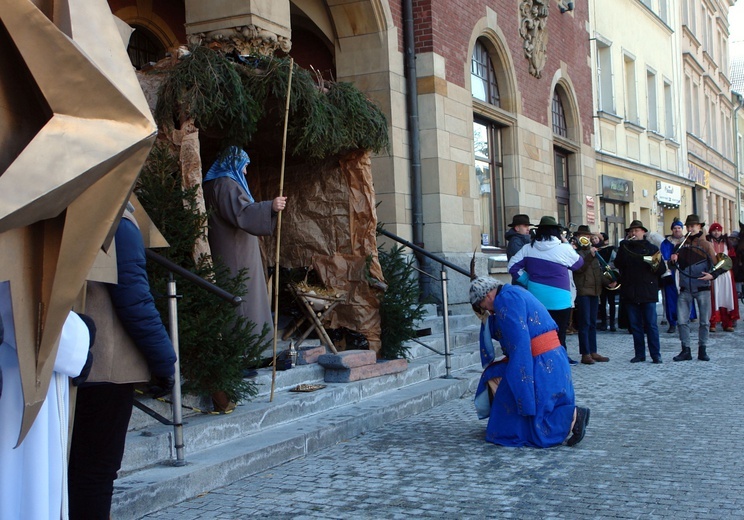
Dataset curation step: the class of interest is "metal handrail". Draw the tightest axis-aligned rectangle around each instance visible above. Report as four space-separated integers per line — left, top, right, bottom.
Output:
145 249 242 306
379 227 473 378
142 249 242 465
378 228 471 278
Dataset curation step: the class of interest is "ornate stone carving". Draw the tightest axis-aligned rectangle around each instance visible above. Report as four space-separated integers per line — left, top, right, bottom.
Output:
188 25 292 56
519 0 549 78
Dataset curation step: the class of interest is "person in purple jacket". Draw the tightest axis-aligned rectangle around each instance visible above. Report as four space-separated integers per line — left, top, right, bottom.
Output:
507 216 584 362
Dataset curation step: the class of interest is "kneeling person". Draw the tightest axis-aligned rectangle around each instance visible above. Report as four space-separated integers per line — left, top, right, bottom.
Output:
470 277 589 448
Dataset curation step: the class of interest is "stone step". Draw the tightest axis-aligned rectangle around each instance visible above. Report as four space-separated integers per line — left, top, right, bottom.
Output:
120 316 481 477
112 361 485 520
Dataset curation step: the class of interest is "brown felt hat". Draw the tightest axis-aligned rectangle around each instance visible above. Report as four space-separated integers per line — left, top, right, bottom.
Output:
684 214 705 227
625 220 648 233
574 225 593 235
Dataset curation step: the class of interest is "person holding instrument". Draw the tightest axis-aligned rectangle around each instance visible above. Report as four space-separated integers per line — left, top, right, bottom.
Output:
614 220 667 364
707 222 739 333
670 214 729 361
572 225 614 364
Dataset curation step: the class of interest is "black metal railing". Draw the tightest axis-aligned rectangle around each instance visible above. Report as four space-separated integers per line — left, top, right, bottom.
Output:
143 249 242 465
378 227 474 378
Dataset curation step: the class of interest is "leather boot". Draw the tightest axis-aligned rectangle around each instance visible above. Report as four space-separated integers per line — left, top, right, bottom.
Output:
673 347 692 361
698 346 710 361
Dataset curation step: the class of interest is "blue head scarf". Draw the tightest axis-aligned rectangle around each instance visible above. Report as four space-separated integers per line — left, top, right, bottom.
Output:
204 146 254 202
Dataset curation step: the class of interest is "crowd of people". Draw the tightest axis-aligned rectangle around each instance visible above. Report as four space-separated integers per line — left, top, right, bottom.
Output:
473 211 740 449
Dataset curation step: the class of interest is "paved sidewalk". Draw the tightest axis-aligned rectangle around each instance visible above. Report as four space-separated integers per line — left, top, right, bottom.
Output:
142 322 744 519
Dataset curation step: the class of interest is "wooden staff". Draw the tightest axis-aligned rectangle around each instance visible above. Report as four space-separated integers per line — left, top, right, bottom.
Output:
270 58 293 402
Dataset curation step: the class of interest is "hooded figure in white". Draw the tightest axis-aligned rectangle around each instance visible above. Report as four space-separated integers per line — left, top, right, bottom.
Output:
0 287 89 520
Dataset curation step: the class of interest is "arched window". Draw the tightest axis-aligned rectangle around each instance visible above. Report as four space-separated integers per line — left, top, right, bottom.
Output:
552 89 571 227
471 38 506 248
471 40 500 106
127 26 165 70
552 91 568 137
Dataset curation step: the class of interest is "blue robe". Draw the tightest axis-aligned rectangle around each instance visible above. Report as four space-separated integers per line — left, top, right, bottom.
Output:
474 285 576 448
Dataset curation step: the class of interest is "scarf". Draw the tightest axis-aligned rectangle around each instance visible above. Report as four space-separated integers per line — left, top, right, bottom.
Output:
204 146 254 202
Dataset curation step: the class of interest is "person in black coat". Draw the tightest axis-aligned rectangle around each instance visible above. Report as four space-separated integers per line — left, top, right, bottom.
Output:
614 220 667 364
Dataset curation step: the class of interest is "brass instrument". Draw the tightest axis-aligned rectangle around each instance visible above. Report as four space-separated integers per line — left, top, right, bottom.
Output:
577 235 591 249
713 252 733 272
595 250 621 290
643 251 663 270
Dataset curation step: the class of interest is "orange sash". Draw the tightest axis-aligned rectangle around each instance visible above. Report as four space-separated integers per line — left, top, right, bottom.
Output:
530 330 561 357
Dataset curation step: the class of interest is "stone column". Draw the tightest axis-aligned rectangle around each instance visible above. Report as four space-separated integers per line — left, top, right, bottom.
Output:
184 0 291 55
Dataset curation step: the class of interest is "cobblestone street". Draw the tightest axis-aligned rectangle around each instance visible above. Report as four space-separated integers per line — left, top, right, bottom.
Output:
143 321 744 519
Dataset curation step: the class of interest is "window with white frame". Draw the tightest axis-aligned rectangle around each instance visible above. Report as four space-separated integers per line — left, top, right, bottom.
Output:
647 70 658 132
624 55 638 124
659 0 668 23
685 76 693 134
664 80 674 138
597 40 614 113
693 81 700 135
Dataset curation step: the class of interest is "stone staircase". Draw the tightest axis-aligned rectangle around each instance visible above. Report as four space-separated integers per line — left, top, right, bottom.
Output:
111 305 483 519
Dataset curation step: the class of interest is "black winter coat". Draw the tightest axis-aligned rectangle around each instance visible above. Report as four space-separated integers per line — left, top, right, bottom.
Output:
614 238 667 304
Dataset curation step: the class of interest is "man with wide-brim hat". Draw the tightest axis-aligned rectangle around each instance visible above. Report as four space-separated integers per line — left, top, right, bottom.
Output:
669 214 725 362
684 214 704 227
571 225 613 365
614 219 666 363
506 214 534 261
625 219 648 234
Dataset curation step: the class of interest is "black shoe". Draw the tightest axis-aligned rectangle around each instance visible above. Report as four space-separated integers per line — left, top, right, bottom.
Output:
568 357 579 366
673 347 692 362
609 326 617 332
630 356 646 363
567 407 590 447
666 325 676 334
652 357 663 364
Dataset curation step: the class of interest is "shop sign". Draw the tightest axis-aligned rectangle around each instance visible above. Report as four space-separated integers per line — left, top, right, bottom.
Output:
656 182 681 207
601 175 633 202
586 196 595 224
687 162 710 188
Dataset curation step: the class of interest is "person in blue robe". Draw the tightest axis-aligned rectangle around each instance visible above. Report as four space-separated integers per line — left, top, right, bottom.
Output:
469 277 590 448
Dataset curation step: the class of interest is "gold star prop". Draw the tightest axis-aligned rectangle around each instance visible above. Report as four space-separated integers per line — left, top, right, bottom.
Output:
0 0 156 444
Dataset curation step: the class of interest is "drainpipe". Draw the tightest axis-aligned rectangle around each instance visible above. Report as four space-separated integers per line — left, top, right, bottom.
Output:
402 0 429 298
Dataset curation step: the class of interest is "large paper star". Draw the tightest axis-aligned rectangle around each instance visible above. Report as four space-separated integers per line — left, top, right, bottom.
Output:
0 0 156 444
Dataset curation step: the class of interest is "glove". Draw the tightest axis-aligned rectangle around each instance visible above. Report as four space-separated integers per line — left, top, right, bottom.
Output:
148 374 175 398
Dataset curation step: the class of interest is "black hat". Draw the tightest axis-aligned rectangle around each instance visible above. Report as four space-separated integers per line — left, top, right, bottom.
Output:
537 216 561 228
625 220 648 233
507 214 533 228
684 214 705 227
575 225 593 235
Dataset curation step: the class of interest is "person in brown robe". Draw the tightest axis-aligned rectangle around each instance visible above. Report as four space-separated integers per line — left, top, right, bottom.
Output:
203 147 287 337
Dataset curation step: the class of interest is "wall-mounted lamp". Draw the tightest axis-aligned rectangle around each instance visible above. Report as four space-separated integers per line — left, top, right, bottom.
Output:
559 1 575 13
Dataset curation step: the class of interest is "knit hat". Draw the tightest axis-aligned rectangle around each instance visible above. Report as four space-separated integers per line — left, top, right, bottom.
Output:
730 231 740 239
671 219 683 230
469 277 502 305
709 222 723 232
